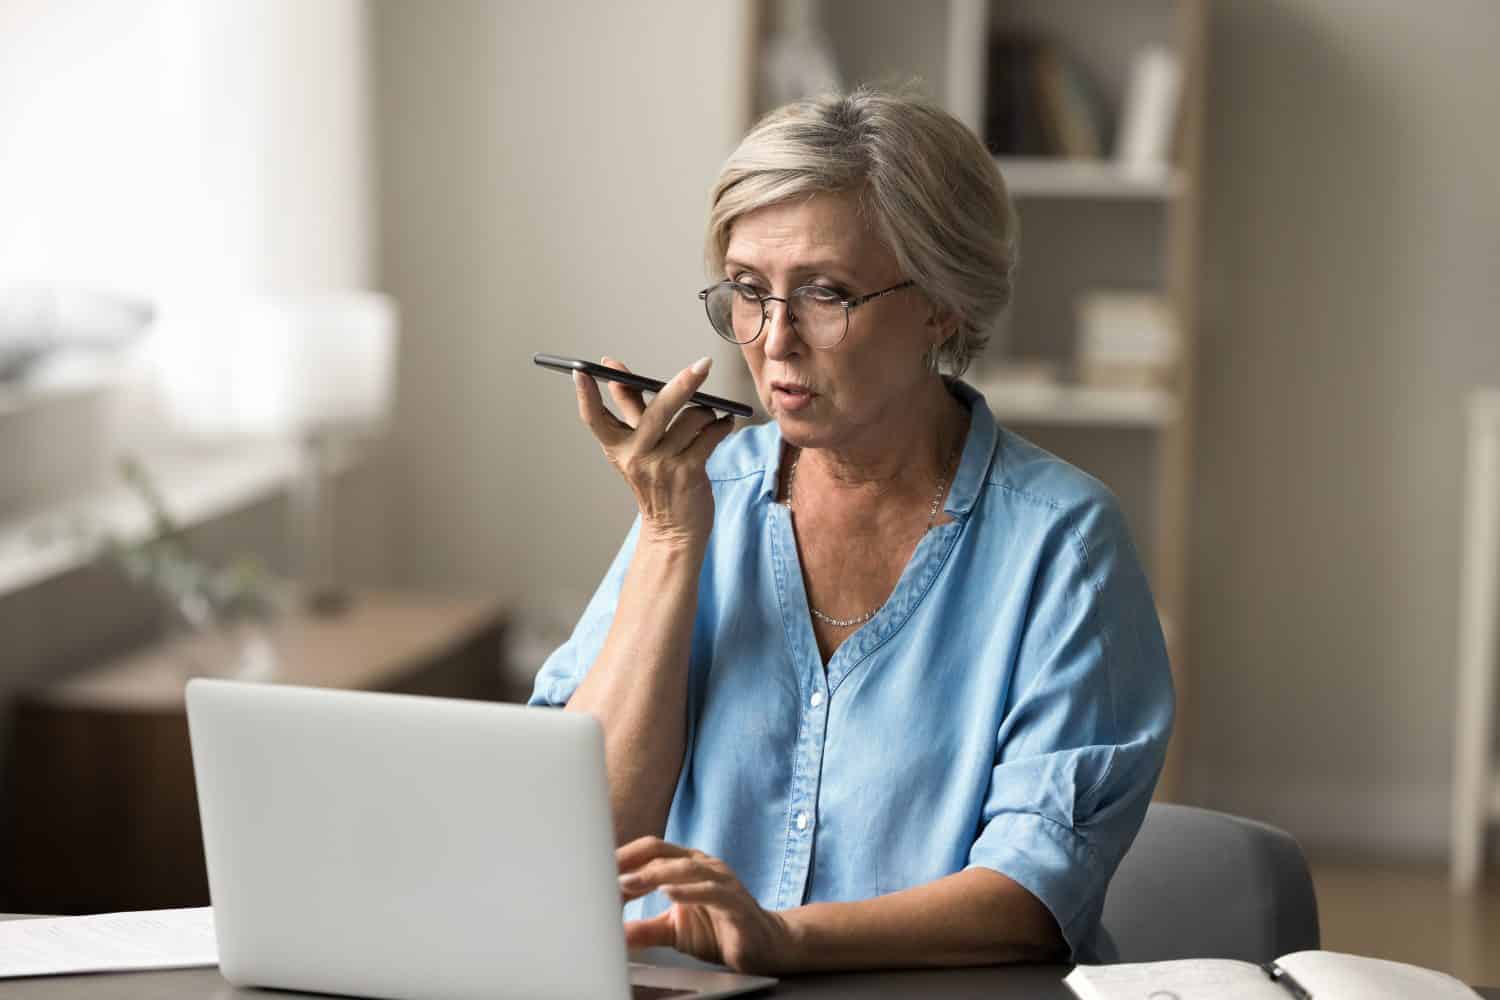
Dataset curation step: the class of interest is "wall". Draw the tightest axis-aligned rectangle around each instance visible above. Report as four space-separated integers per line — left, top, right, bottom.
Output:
1188 0 1500 857
371 1 754 621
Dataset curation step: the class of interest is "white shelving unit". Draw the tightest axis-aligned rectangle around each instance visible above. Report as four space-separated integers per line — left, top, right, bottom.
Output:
975 380 1178 428
996 157 1183 201
776 0 1207 798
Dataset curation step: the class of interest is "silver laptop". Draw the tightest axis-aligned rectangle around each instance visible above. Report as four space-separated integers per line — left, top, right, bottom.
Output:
185 679 775 1000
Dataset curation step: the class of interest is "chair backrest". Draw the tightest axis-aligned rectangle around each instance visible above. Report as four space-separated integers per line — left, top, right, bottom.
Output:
1100 803 1321 963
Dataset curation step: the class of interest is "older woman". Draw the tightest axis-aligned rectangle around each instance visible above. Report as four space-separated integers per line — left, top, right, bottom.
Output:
530 89 1173 973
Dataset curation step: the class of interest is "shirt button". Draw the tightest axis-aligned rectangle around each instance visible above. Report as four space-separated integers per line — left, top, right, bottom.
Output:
796 811 810 831
809 691 824 709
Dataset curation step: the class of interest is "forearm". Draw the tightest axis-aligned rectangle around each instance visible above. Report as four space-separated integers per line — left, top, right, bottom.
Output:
565 533 704 844
777 868 1065 973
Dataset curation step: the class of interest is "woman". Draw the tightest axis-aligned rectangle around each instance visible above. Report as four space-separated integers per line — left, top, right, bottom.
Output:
530 89 1174 973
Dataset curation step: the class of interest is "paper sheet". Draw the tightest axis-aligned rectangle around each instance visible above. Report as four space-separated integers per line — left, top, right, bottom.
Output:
0 908 217 978
1065 961 1288 1000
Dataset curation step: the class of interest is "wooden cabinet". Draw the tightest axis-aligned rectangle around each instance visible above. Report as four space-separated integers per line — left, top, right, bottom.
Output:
3 592 511 914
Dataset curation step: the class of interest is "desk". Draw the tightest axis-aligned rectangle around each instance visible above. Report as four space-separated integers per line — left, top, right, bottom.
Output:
0 916 1494 1000
0 960 1495 999
3 593 510 914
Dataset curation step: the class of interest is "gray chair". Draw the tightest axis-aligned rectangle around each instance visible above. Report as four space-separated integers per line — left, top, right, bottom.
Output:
1100 803 1321 963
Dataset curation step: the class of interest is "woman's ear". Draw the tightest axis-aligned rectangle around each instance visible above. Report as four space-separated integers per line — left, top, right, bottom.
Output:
924 302 958 350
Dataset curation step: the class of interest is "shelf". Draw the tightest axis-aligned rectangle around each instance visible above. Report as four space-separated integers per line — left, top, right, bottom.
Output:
996 157 1183 201
0 442 303 597
974 379 1178 428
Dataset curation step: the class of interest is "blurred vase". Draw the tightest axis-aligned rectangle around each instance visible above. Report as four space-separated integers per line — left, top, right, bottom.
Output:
166 611 282 683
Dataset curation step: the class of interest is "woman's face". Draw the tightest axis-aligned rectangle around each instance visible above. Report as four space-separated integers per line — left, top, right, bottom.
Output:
724 191 942 454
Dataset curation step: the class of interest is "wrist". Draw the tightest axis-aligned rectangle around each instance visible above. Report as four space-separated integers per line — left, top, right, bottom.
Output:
772 905 813 974
637 521 710 557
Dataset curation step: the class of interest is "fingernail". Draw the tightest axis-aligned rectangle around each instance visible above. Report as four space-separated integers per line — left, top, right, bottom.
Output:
572 371 585 389
690 356 712 375
619 873 641 890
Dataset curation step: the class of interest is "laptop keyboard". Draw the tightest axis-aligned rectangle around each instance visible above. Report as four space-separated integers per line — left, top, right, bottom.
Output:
631 986 698 999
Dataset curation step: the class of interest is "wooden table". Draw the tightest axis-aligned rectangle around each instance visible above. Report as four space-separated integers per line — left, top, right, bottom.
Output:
3 592 510 914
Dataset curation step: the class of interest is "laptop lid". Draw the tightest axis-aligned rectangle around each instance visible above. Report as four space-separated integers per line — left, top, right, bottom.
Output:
186 679 630 1000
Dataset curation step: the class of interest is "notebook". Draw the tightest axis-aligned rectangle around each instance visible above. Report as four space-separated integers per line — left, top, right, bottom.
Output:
1066 950 1481 999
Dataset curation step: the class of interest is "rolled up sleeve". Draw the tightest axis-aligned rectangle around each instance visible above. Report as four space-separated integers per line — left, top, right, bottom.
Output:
965 496 1174 962
527 517 641 708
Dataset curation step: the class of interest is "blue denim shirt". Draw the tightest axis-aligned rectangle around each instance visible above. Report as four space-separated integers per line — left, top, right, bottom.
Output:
530 380 1174 961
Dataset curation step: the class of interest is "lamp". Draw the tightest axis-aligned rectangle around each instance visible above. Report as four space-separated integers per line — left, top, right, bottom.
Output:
225 292 398 613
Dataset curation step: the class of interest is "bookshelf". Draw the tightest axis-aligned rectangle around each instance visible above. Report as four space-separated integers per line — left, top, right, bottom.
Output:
757 0 1207 799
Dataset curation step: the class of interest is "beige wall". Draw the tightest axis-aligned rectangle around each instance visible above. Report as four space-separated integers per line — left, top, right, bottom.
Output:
1189 0 1500 857
371 1 753 620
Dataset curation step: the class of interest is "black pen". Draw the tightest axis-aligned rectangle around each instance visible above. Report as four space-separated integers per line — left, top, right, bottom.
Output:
1262 961 1313 999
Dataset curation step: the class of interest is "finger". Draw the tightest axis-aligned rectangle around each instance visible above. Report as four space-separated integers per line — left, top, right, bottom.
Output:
680 414 736 465
573 370 630 447
617 836 694 874
662 880 738 905
600 356 647 426
619 856 724 902
624 913 677 952
659 405 720 455
634 357 713 445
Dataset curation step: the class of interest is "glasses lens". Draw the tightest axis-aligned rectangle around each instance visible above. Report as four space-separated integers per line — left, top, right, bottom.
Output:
790 286 848 348
704 282 764 344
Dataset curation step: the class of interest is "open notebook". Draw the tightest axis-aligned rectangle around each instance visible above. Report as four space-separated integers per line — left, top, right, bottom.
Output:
1066 950 1481 999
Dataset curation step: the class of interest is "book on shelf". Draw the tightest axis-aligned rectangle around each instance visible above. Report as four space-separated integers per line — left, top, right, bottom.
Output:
1076 291 1178 391
1036 45 1103 159
1115 44 1183 173
984 34 1102 160
1065 950 1481 1000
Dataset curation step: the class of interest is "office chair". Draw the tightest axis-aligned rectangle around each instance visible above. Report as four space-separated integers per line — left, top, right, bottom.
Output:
1099 803 1321 963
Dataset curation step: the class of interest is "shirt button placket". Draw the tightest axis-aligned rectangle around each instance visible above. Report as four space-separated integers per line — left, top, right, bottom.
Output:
789 684 828 902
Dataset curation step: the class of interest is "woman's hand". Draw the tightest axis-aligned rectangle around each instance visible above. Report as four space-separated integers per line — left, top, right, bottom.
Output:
618 837 797 974
574 356 735 549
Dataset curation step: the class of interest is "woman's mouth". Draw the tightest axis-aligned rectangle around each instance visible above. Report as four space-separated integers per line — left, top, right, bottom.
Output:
770 381 816 412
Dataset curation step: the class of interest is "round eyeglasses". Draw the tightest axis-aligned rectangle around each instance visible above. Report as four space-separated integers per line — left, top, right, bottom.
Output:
697 279 915 349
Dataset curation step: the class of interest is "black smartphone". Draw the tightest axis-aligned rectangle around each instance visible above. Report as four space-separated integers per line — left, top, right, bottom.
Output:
532 353 755 418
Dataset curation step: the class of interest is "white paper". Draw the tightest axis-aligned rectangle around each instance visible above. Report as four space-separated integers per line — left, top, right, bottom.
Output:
1065 960 1288 1000
1278 950 1482 999
0 908 217 978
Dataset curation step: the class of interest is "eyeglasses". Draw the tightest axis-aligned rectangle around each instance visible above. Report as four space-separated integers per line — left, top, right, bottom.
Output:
697 279 915 349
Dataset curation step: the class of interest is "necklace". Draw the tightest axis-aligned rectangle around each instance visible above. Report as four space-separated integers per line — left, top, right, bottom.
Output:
784 436 962 629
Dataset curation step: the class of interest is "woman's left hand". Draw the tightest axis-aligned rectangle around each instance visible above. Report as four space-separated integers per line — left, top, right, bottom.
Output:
618 837 796 974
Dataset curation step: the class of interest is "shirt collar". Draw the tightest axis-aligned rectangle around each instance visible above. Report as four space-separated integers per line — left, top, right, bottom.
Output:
754 378 998 517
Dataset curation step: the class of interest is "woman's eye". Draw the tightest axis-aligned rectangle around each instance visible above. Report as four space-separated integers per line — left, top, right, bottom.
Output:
731 281 765 300
802 286 844 302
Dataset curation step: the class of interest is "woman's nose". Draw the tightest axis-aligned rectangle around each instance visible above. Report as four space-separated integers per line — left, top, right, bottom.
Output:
762 298 802 360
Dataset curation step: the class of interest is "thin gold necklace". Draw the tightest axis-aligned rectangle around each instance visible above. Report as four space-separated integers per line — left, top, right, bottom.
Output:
784 437 962 629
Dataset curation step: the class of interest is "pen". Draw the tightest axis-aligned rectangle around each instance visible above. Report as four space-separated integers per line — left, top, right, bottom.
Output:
1262 961 1313 1000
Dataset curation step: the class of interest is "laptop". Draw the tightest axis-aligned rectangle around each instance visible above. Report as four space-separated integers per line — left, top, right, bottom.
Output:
185 679 776 1000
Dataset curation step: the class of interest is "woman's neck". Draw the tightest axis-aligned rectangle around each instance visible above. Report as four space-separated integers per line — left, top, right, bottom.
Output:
796 377 968 504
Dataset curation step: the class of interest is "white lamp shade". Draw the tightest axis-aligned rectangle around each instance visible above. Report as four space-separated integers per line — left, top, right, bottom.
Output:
224 292 397 437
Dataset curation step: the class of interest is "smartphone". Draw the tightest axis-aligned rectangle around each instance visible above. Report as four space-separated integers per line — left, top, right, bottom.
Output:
533 353 755 418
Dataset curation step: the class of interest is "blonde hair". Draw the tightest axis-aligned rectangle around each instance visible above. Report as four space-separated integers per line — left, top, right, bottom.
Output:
706 88 1018 376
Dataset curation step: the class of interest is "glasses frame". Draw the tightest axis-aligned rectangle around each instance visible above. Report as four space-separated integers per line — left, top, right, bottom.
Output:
697 279 916 348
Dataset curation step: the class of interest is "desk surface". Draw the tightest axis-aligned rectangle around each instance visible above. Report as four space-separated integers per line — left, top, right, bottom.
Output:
0 917 1494 999
0 962 1495 999
0 961 1073 999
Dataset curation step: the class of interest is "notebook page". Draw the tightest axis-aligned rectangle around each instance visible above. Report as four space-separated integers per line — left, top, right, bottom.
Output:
0 908 217 978
1277 950 1481 999
1065 960 1288 1000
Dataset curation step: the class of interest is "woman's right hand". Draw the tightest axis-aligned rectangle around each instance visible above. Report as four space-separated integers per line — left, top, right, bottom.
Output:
574 355 736 549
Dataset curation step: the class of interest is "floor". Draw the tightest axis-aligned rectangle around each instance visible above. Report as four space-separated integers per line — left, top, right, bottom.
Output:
1309 859 1500 988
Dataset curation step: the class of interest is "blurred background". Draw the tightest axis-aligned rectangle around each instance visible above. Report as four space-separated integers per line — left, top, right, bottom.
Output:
1 0 1498 981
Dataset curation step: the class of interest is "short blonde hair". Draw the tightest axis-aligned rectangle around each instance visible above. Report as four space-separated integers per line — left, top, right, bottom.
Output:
706 88 1018 376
